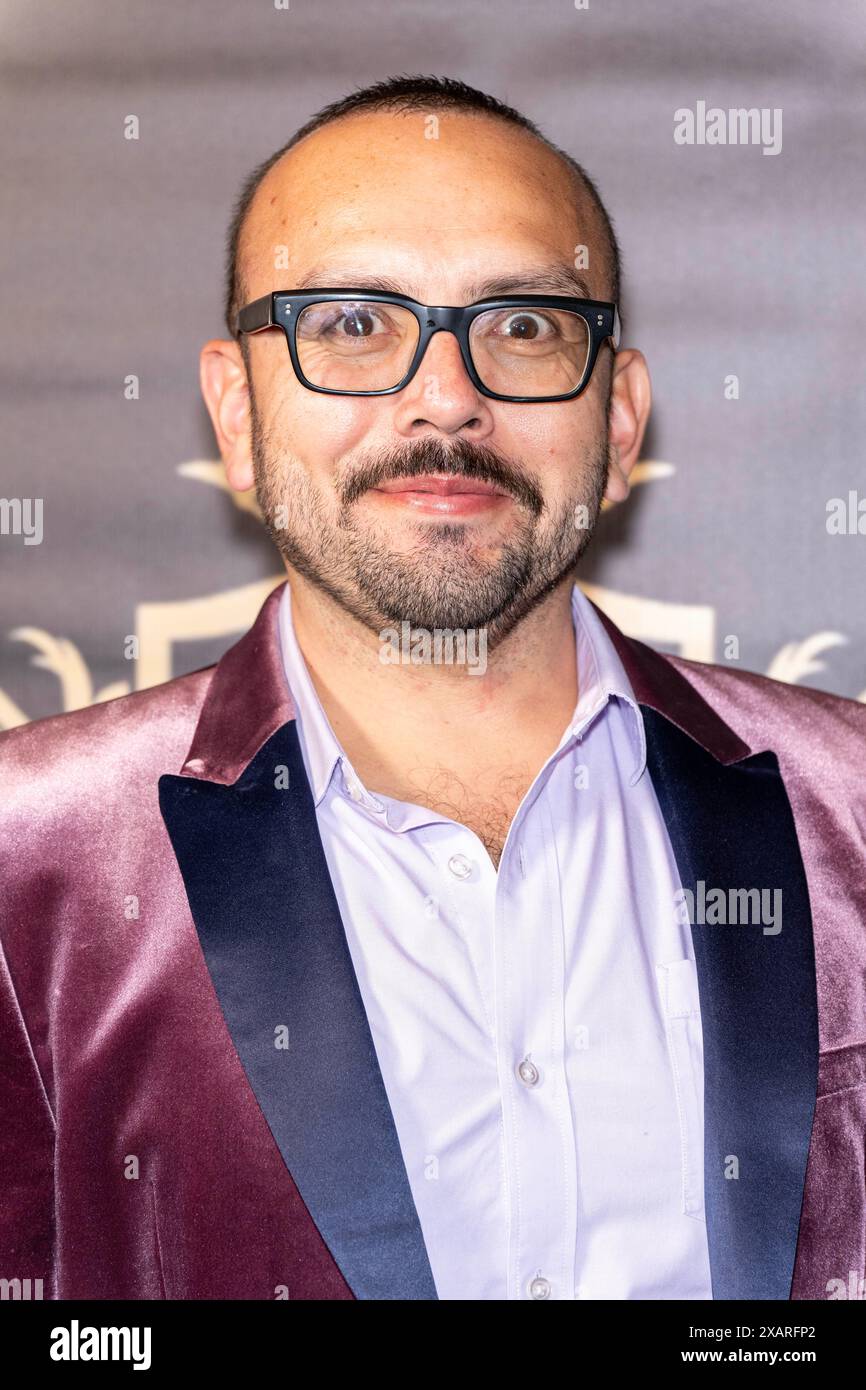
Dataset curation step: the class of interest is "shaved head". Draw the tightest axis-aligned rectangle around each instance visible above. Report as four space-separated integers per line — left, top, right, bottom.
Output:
224 75 621 345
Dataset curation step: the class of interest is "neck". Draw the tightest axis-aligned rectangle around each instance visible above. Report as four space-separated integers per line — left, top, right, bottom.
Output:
284 570 579 796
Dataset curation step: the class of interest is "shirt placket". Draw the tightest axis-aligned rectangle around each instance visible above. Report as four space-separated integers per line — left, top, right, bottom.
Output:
494 776 578 1301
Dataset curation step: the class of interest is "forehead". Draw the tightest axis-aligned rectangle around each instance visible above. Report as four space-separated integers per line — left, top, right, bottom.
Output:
239 110 605 301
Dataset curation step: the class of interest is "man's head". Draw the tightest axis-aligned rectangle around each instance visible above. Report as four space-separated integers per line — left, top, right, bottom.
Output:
201 75 650 643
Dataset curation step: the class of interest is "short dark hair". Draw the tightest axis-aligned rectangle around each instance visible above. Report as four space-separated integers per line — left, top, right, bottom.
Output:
224 74 622 342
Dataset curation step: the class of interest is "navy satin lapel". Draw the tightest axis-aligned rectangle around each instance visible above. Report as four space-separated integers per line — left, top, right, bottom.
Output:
641 706 819 1301
158 721 438 1301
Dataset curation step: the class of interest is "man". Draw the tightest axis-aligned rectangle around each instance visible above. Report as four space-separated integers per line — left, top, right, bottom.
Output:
1 76 864 1303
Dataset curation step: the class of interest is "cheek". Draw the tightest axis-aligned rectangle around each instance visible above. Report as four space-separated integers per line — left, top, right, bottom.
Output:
496 401 604 477
267 374 383 464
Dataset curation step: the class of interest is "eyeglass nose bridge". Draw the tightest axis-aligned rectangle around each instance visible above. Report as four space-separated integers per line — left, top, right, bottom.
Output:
406 305 478 386
420 305 467 332
407 304 610 399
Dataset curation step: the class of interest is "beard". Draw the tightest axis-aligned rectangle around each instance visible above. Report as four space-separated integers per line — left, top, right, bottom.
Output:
251 397 610 648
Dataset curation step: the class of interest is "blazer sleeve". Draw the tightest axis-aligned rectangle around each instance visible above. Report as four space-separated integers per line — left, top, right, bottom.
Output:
0 940 55 1295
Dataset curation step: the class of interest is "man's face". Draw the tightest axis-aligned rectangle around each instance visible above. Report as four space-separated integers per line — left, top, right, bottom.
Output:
238 111 614 641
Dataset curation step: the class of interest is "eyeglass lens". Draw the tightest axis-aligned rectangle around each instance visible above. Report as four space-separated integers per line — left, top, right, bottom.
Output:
294 300 591 396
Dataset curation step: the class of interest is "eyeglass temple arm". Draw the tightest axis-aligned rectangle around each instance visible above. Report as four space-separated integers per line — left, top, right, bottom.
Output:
235 294 275 336
610 306 621 351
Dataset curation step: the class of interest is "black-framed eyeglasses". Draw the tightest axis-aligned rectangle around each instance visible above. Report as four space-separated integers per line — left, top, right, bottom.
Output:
235 289 620 402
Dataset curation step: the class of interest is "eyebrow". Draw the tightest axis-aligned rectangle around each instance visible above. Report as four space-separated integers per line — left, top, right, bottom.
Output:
290 264 597 302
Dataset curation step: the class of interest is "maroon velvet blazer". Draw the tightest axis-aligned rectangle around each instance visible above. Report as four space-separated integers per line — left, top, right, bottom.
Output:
1 581 864 1300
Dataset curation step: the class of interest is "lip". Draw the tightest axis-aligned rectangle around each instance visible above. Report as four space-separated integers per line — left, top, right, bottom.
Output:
375 473 507 497
370 473 510 516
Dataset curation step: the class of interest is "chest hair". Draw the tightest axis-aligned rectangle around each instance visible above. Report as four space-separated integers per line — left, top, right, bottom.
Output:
382 764 533 870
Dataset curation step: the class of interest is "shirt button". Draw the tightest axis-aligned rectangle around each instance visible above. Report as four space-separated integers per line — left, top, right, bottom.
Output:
516 1056 540 1087
447 854 474 880
528 1275 552 1300
346 780 363 802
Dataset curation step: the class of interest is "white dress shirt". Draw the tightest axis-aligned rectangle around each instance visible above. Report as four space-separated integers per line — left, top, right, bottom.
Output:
277 580 713 1300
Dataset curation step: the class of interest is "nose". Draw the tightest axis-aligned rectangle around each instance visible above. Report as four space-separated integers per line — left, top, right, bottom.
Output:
390 326 496 439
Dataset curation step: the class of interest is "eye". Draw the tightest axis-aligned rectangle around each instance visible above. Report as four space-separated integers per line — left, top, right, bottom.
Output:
488 311 558 341
298 303 398 341
333 307 382 338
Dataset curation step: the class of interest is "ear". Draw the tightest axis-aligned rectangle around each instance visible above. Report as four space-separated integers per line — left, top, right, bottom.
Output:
199 338 254 493
603 348 652 505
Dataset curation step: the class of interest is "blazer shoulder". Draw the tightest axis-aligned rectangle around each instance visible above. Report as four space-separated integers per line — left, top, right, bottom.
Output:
662 651 866 766
667 651 866 718
0 664 215 812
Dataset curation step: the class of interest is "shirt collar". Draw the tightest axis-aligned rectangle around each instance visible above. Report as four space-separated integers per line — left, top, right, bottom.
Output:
567 582 647 785
277 579 647 809
277 582 355 808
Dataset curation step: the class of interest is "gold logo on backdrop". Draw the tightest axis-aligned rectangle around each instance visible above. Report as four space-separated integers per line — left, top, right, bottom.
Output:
0 460 862 730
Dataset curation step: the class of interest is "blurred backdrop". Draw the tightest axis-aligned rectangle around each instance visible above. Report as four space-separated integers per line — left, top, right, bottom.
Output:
1 0 864 727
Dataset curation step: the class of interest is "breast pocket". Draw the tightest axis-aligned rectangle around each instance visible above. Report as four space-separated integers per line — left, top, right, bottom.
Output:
655 958 705 1221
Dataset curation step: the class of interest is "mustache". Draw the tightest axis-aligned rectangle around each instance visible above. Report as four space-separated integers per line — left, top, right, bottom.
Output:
338 437 544 516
